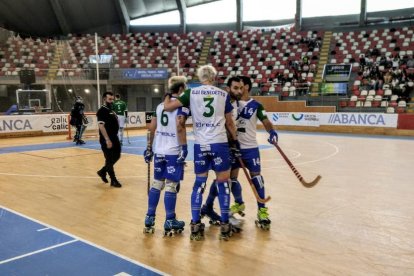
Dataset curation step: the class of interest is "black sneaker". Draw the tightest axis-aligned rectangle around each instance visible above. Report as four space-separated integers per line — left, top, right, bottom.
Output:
110 179 122 188
97 170 108 183
76 139 85 145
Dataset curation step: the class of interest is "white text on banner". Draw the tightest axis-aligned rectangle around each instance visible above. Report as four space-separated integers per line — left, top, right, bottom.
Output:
320 113 398 128
268 112 320 127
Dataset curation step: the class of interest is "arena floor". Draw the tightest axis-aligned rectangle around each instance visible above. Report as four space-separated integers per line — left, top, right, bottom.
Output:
0 130 413 275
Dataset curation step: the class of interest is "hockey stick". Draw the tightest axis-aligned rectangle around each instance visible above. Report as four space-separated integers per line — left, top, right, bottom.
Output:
237 157 271 204
146 130 151 195
273 143 321 188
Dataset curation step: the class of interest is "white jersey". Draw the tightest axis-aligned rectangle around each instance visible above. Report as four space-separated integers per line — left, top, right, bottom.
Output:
153 100 189 155
178 85 233 145
236 98 268 149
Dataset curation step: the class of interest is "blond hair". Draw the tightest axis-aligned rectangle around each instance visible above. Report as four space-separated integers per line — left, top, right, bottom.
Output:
168 76 187 89
197 65 217 83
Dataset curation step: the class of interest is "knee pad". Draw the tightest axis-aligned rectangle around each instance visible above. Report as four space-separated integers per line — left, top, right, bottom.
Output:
165 180 179 193
151 179 165 191
252 175 265 189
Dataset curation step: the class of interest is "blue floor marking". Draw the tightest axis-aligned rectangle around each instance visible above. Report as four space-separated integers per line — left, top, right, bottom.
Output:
0 135 273 161
0 210 73 260
0 207 164 276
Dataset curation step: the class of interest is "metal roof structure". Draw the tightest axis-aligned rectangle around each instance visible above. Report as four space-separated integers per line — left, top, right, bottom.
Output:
0 0 219 36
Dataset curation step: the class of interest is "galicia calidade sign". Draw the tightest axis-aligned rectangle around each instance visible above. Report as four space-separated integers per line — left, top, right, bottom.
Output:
0 112 147 134
320 113 398 128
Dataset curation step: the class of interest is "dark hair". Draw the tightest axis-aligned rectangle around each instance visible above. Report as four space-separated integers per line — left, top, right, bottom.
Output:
226 76 241 87
115 94 120 99
102 92 114 98
238 75 252 92
170 82 186 94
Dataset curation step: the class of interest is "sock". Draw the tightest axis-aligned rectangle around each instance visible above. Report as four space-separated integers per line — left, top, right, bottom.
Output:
119 128 124 142
164 191 177 220
217 180 230 223
191 176 207 223
204 181 218 208
231 178 244 204
147 188 161 216
252 175 266 209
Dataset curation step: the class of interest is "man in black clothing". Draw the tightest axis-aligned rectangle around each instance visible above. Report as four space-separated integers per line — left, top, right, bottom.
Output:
70 96 88 145
96 92 122 188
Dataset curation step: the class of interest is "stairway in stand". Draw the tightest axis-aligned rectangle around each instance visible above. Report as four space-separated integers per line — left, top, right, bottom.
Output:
310 31 332 96
194 35 213 80
46 42 64 81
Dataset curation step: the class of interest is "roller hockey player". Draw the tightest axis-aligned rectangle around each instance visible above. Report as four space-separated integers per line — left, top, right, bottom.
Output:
200 76 244 233
70 96 88 145
164 65 240 241
235 76 278 230
113 94 128 145
143 76 189 236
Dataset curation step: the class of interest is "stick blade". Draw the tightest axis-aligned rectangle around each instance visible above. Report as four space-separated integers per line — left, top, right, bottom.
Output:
257 195 272 204
301 175 322 188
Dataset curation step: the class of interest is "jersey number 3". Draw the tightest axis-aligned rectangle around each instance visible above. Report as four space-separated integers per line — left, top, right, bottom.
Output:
203 97 214 117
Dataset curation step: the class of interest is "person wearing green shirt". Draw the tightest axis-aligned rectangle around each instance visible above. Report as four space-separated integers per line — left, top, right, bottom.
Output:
113 94 128 145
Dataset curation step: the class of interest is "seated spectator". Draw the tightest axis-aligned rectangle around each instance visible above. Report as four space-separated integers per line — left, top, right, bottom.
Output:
384 71 393 84
371 48 380 57
406 55 414 68
359 54 366 68
392 56 400 70
379 54 387 66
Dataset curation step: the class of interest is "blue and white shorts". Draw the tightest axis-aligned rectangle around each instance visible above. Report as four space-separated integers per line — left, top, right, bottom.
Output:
193 142 231 174
232 147 261 174
153 154 184 182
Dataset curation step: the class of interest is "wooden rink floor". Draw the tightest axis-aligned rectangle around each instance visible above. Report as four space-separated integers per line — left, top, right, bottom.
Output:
0 129 413 275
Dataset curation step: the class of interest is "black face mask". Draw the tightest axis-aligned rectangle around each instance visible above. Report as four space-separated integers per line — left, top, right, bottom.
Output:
105 102 113 109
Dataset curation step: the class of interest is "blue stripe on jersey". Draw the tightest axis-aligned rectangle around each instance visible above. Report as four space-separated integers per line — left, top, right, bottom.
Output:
239 100 260 119
224 94 233 114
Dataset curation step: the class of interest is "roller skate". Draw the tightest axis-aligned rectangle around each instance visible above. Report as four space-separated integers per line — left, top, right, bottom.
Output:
200 204 221 226
229 215 244 233
255 207 271 231
189 221 205 241
230 202 246 217
219 222 233 241
143 215 155 234
164 218 185 237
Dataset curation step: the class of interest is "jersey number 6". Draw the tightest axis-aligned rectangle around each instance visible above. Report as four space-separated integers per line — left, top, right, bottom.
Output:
161 110 169 126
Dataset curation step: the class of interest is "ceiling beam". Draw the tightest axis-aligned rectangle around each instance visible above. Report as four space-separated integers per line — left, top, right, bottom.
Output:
175 0 187 34
49 0 71 34
115 0 130 34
